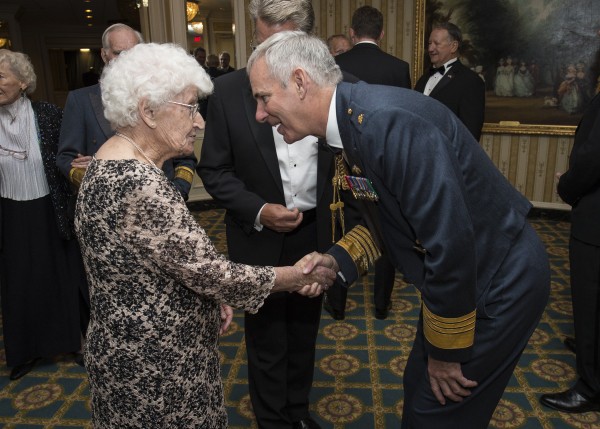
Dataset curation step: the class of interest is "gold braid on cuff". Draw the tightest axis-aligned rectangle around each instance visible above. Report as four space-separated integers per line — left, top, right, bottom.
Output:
69 167 86 188
335 225 381 276
174 166 195 184
423 304 475 350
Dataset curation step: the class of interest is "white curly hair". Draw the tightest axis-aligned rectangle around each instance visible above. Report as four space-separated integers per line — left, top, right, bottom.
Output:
101 43 213 128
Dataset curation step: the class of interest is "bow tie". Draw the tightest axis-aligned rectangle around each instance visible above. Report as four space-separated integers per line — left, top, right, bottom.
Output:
429 65 446 76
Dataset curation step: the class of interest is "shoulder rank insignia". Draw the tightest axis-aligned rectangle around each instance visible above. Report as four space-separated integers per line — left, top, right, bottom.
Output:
344 175 379 202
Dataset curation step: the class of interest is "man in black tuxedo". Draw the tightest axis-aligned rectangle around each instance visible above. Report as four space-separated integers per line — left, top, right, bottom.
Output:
330 5 411 321
540 93 600 413
414 21 485 140
335 5 411 88
197 1 362 428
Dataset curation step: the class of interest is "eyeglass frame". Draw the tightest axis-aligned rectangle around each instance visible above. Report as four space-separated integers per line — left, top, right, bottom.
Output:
0 144 28 160
167 100 199 119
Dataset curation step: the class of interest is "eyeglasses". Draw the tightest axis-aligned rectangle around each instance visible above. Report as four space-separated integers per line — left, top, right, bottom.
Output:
167 101 199 119
0 144 27 160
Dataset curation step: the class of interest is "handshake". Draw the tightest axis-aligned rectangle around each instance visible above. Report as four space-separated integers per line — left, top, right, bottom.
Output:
272 252 340 298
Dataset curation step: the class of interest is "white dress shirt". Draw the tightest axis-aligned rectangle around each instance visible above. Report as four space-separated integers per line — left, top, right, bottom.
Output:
254 128 318 229
423 58 458 96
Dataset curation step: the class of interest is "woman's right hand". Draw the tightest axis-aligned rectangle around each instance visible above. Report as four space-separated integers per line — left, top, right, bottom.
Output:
272 261 337 297
295 264 337 297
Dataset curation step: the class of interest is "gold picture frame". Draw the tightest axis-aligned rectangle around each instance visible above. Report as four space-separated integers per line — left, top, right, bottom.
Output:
413 0 600 136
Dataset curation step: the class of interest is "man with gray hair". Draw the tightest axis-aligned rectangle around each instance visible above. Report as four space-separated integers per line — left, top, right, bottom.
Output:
197 2 365 429
414 21 485 140
247 31 550 428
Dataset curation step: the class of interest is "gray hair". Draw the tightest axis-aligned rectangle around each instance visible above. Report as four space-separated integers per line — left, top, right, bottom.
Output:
247 31 342 88
101 23 144 49
431 21 463 49
101 43 213 128
0 49 36 94
248 0 315 34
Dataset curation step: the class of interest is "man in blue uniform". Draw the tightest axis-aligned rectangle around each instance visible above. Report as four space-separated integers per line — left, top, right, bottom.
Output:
247 31 550 428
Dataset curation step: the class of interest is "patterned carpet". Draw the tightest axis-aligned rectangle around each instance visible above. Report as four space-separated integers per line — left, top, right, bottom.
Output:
0 205 597 429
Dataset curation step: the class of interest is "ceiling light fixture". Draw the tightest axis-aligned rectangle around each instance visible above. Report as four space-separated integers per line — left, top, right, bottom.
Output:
189 21 204 34
186 1 198 22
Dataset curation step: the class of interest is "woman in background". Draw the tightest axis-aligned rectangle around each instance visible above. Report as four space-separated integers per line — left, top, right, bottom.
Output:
0 49 83 380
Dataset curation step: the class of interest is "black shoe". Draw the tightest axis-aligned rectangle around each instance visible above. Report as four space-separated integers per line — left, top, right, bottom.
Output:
74 352 85 367
564 337 576 354
293 417 321 429
9 358 39 380
323 297 345 320
375 302 392 320
540 387 600 413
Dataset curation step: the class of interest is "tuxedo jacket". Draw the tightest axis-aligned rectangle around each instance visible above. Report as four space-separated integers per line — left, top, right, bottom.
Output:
557 93 600 245
197 70 360 265
330 81 539 361
414 60 485 140
57 84 196 199
335 42 411 88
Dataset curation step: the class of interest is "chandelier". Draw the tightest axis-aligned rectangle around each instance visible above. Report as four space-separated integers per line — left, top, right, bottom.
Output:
0 38 8 49
186 1 198 22
189 22 204 35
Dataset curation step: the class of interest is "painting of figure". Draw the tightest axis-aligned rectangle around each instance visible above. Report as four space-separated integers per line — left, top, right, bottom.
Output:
417 0 600 131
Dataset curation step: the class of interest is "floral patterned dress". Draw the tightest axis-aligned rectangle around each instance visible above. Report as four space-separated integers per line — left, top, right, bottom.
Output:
75 159 275 428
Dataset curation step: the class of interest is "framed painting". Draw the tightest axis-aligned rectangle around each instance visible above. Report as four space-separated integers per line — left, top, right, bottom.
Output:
413 0 600 135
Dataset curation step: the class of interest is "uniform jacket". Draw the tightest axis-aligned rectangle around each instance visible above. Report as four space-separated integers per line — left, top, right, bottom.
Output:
335 42 411 88
414 60 485 140
197 69 361 265
557 92 600 245
56 83 197 199
332 81 532 361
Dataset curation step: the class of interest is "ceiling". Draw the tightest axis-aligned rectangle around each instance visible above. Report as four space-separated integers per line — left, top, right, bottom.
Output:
1 0 232 30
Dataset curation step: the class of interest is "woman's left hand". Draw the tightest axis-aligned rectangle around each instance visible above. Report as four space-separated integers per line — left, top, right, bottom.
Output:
219 304 234 335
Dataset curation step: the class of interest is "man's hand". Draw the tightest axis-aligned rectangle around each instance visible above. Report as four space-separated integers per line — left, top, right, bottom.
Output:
260 204 303 233
219 304 234 335
71 154 93 170
428 356 478 405
297 251 339 274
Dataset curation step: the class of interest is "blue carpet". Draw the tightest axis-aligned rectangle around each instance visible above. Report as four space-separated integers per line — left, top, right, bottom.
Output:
0 208 595 429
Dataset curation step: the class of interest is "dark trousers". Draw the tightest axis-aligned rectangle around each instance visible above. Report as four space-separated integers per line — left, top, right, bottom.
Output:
374 254 396 312
245 216 323 429
570 236 600 397
401 223 550 428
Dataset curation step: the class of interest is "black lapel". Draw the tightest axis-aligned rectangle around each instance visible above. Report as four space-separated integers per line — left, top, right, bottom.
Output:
429 61 460 97
241 76 284 196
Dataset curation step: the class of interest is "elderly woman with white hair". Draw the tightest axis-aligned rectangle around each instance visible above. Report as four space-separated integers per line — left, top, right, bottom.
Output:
74 42 335 428
0 49 83 380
